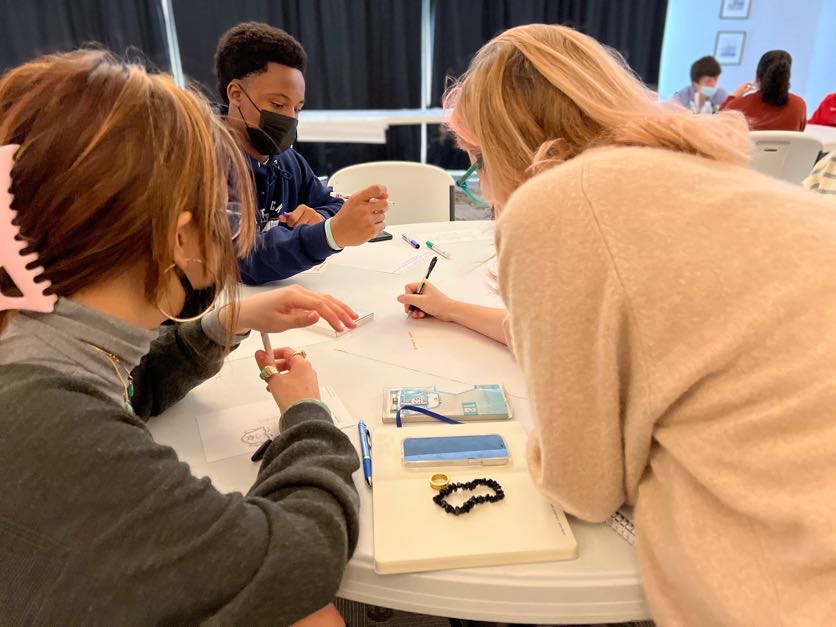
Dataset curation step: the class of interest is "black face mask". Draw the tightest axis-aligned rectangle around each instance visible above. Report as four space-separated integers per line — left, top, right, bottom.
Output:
237 85 298 156
173 265 217 320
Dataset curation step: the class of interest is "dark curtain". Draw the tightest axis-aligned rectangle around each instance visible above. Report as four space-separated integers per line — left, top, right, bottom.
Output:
173 0 423 177
0 0 169 72
428 0 669 169
0 0 670 174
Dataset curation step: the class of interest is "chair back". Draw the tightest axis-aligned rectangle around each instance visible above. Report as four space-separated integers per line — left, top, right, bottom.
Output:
328 161 454 225
749 131 824 184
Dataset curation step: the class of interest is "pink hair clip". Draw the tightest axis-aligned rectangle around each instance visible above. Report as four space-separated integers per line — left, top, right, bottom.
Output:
0 144 57 313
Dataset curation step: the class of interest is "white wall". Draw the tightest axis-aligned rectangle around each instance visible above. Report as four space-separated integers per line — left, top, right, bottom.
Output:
658 0 835 110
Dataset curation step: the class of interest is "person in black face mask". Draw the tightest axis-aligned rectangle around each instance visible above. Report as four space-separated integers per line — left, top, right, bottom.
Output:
216 22 391 285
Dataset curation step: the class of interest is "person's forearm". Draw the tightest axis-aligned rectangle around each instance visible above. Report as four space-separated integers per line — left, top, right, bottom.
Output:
446 301 508 345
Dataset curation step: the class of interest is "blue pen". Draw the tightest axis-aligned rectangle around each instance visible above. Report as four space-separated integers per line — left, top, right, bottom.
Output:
401 233 420 249
357 420 372 488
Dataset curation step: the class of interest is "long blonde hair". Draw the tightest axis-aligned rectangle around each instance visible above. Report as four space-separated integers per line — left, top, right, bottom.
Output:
445 24 751 206
0 50 256 333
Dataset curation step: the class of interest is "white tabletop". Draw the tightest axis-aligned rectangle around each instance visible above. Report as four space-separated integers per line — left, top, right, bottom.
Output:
805 124 836 153
147 221 649 623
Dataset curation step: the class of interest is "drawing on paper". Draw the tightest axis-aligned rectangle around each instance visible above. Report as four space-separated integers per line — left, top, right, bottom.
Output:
240 426 272 447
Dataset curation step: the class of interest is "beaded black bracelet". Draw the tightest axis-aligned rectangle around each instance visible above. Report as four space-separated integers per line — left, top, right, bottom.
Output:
432 478 505 515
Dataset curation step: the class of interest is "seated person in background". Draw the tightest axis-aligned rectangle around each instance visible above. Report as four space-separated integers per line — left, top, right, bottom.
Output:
398 281 507 345
669 55 727 114
0 50 358 625
720 49 807 130
444 23 836 625
803 151 836 197
215 22 389 285
808 92 836 126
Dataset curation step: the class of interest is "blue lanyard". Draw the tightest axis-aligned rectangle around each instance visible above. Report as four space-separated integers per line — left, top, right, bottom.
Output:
395 404 463 428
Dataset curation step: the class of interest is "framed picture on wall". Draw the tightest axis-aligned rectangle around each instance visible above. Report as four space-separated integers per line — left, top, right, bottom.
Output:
720 0 752 19
714 31 746 65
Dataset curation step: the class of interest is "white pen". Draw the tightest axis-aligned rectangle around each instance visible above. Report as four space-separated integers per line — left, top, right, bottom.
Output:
329 191 395 206
260 332 276 365
425 240 451 259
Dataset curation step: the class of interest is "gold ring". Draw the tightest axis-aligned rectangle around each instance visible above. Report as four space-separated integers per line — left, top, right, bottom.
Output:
259 365 279 381
430 473 449 491
291 350 307 359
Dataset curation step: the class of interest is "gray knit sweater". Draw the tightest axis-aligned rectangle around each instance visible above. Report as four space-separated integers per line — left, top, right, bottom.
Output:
0 299 360 625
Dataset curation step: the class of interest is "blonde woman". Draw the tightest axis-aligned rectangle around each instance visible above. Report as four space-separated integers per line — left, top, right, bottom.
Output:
0 51 356 625
445 24 836 625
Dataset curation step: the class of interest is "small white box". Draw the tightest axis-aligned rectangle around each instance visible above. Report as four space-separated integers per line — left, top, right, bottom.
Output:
310 310 373 337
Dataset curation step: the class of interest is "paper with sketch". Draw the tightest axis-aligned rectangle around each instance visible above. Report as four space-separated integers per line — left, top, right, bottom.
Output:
335 312 528 398
196 400 279 463
196 386 356 462
331 243 432 274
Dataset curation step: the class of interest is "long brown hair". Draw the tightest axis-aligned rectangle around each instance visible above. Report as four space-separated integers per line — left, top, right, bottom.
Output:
0 50 256 333
445 24 751 206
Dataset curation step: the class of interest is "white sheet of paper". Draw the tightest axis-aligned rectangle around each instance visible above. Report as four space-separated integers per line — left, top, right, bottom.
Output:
195 387 355 462
300 259 331 274
432 257 503 309
335 311 528 399
331 242 432 274
407 224 494 244
320 384 356 428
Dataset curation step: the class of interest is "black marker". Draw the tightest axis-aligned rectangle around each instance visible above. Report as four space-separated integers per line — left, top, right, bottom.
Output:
251 438 271 462
407 256 438 316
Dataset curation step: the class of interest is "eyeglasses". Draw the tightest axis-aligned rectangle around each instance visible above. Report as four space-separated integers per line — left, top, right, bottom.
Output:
455 158 487 206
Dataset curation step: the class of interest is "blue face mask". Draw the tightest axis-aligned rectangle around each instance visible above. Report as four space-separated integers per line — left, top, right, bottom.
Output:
699 85 719 98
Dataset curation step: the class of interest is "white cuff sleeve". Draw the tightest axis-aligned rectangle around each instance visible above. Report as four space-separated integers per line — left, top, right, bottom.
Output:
324 217 343 251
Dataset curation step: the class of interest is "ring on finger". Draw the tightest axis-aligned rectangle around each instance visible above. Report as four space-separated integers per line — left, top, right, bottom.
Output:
290 350 307 359
259 365 279 381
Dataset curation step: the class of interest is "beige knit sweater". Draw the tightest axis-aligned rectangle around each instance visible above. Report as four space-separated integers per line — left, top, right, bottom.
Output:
496 145 836 626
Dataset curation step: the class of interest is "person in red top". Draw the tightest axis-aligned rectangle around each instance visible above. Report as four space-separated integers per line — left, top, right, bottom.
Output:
720 50 807 131
808 93 836 127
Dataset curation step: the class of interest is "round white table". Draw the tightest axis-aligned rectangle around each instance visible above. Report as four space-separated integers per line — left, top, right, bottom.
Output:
805 124 836 153
148 221 649 624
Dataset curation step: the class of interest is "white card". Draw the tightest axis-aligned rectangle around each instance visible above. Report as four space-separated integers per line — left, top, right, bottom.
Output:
310 310 374 337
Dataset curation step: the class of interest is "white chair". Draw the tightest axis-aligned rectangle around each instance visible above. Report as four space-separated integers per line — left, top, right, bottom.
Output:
328 161 454 225
749 131 824 184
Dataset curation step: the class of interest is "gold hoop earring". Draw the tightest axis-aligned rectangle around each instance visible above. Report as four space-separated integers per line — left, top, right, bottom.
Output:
157 259 217 323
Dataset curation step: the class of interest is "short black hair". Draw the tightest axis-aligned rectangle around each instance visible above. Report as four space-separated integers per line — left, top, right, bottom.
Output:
690 56 722 83
214 22 307 104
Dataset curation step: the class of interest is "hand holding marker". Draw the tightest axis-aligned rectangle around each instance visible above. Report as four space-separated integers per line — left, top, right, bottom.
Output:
407 256 438 316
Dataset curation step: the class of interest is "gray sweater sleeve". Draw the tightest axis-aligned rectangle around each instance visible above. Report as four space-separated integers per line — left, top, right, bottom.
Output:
0 365 360 626
130 312 244 419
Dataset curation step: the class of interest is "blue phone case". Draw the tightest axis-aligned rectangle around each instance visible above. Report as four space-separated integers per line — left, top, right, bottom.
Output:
401 434 510 466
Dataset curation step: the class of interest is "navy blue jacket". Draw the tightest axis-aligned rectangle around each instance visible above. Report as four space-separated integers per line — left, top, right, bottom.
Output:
237 149 344 285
